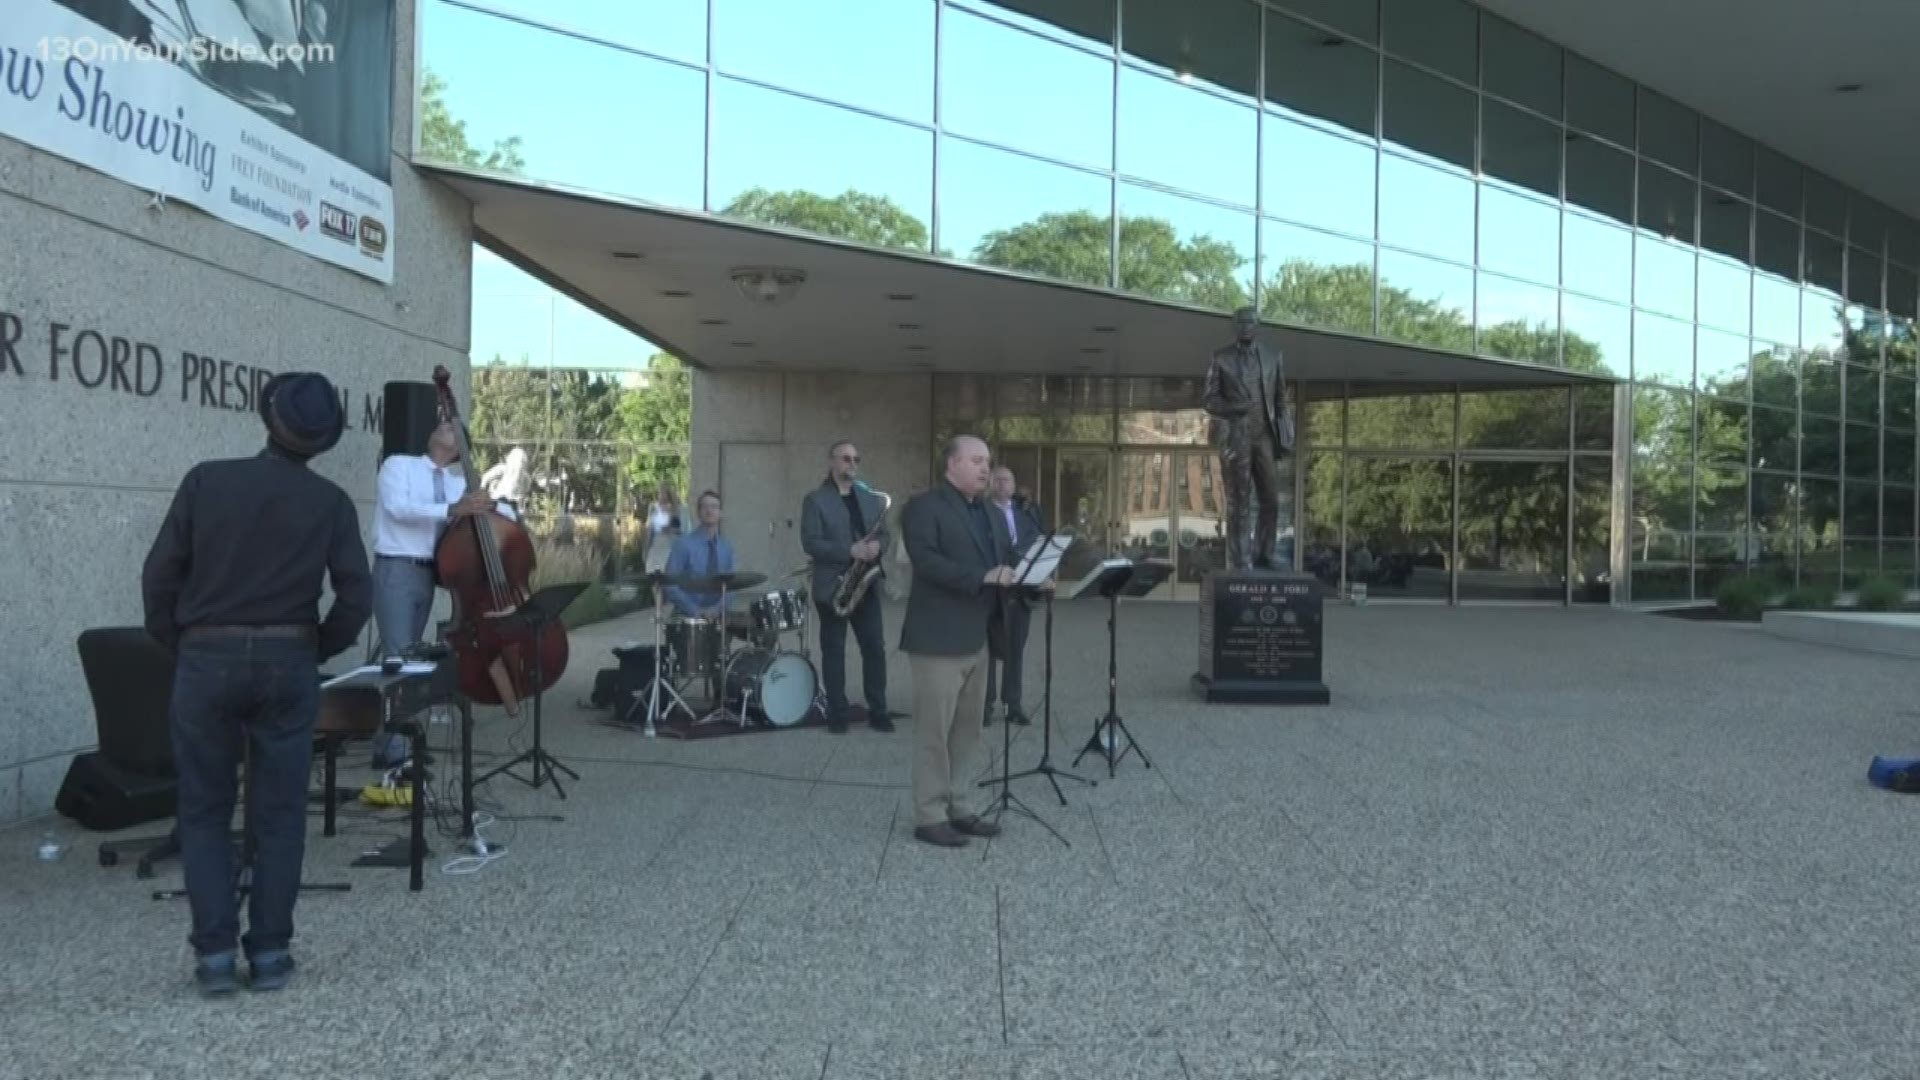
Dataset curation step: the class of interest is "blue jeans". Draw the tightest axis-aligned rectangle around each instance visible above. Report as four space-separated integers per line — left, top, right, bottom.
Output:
816 592 887 722
169 632 319 959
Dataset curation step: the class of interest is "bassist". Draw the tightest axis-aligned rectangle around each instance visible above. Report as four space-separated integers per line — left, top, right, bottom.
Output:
801 441 892 734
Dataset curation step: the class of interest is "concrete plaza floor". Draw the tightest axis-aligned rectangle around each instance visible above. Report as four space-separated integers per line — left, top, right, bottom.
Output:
4 600 1919 1079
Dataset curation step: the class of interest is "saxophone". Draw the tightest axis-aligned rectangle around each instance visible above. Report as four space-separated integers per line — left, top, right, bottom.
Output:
828 482 892 616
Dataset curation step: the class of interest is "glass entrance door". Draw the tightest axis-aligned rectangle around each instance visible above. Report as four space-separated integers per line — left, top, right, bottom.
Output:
1054 449 1113 580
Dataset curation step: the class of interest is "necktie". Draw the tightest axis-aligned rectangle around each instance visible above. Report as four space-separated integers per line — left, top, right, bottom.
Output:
707 537 718 573
432 468 446 503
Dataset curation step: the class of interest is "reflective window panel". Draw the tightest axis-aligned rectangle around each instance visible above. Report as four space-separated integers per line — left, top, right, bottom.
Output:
1482 13 1562 118
1802 355 1842 418
1751 471 1796 588
1264 10 1377 138
1381 154 1475 264
1302 450 1343 586
1377 249 1475 352
939 138 1113 288
1480 188 1560 287
1476 272 1561 365
1890 426 1917 486
1696 395 1749 467
1845 481 1880 538
1700 119 1754 199
1346 391 1455 450
1121 0 1258 98
1634 309 1694 388
1803 171 1848 239
997 376 1115 443
1753 272 1800 351
1802 414 1841 476
1564 212 1633 306
1846 422 1879 480
941 4 1114 169
1697 327 1751 400
1117 67 1257 206
1460 388 1570 450
1383 62 1475 172
1895 222 1920 271
1459 460 1568 602
1382 0 1476 84
1698 253 1752 337
1633 386 1695 593
475 0 709 64
1262 219 1376 336
1117 184 1255 309
1694 534 1748 598
1573 456 1613 602
1851 196 1892 258
1638 88 1698 175
1888 486 1917 539
1566 54 1634 147
1574 385 1616 450
1344 456 1454 599
1751 405 1796 473
1303 389 1344 448
714 0 934 121
1696 466 1748 532
1890 375 1917 433
1561 294 1631 378
1846 363 1880 425
1263 117 1376 239
1284 0 1379 42
710 77 933 251
1482 98 1561 202
1886 537 1917 588
1801 476 1841 589
422 3 707 209
1848 248 1884 310
1755 146 1802 218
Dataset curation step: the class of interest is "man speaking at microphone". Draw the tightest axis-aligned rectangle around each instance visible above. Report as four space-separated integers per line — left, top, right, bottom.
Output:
899 435 1014 848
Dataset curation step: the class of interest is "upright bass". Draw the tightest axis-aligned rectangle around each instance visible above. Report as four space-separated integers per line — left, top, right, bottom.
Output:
430 365 569 712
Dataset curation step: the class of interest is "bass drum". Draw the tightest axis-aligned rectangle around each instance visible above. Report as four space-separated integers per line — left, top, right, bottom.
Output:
722 648 819 728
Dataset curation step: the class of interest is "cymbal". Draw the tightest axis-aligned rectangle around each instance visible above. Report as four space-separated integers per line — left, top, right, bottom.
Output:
666 570 769 592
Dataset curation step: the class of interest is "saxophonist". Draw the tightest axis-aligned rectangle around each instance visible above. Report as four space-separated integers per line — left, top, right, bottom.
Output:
802 441 894 734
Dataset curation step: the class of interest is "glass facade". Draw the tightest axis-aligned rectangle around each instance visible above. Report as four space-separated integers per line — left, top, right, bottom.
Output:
420 0 1920 602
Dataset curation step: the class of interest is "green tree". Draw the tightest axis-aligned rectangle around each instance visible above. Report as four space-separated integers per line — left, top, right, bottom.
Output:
418 69 526 173
973 211 1252 310
615 354 693 504
719 188 930 251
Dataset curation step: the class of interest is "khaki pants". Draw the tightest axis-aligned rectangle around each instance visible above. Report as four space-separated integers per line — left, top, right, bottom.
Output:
910 646 990 828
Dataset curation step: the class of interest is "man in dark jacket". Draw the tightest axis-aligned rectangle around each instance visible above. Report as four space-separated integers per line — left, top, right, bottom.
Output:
984 466 1047 727
142 371 372 996
899 435 1014 848
800 441 892 733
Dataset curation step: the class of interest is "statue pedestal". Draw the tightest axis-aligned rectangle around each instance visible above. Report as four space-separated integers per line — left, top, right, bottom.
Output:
1191 571 1330 705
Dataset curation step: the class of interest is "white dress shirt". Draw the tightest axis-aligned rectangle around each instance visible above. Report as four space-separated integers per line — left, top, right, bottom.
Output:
374 454 517 559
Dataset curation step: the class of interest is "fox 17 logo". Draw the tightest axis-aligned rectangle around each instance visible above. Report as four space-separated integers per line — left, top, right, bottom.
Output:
319 202 356 243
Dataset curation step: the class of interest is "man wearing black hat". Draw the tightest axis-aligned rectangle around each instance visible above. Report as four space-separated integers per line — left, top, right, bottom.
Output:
141 371 373 996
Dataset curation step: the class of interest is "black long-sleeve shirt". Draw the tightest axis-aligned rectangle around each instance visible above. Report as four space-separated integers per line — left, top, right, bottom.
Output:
141 447 373 660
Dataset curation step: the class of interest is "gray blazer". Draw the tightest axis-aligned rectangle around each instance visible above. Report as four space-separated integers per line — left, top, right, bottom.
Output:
800 479 891 605
1203 339 1295 453
899 482 1014 657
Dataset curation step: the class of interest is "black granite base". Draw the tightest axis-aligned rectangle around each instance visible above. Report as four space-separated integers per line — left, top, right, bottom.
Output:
1191 672 1330 705
1194 570 1331 706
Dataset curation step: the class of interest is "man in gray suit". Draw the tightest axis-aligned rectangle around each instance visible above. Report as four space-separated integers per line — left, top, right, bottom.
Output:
900 435 1014 848
984 466 1045 727
1203 306 1294 570
800 441 892 734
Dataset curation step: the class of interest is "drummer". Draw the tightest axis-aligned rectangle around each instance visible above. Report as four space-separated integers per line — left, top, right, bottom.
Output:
663 490 734 618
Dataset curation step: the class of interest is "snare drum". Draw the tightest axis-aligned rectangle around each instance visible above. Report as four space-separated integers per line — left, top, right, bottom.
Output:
722 647 819 727
665 616 722 679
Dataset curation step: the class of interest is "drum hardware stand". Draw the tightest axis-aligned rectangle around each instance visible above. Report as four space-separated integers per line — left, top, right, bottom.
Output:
476 582 587 799
628 577 695 736
990 564 1093 805
693 578 748 728
1071 559 1170 779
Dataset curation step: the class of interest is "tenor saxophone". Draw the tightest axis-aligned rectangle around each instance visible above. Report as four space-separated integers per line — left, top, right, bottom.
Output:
828 483 892 616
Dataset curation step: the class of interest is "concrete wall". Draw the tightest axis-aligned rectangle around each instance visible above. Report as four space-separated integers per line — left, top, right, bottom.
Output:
0 0 474 824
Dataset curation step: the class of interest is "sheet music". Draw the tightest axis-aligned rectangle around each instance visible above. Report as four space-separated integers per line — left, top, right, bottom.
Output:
321 661 436 689
1011 532 1073 585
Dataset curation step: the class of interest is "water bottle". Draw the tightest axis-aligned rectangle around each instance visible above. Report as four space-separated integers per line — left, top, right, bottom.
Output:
36 831 65 862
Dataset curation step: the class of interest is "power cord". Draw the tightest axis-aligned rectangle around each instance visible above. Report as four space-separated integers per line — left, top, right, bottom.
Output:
440 811 508 876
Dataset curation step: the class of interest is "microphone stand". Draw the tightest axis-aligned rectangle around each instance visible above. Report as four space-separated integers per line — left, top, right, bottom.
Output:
990 525 1091 806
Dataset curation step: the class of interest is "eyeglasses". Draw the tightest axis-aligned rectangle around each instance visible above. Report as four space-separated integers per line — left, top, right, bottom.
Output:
839 454 860 463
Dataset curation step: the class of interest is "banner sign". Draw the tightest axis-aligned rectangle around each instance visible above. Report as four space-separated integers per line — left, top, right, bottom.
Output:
1 0 396 284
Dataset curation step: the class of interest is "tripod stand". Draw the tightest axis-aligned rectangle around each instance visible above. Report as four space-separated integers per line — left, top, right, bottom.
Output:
626 574 696 736
1071 559 1171 779
476 582 587 799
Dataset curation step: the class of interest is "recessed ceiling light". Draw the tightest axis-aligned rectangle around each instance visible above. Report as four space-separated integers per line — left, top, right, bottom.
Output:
897 322 922 331
612 251 643 260
1080 346 1104 354
1092 325 1118 333
700 317 728 326
1386 368 1410 377
754 359 776 366
906 344 929 352
1835 82 1865 93
661 289 692 298
730 340 754 348
887 292 916 301
1318 36 1343 48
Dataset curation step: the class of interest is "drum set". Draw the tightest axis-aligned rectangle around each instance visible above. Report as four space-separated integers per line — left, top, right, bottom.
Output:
622 566 823 735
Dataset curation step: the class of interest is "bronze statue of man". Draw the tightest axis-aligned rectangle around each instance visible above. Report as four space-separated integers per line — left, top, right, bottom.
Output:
1203 306 1293 571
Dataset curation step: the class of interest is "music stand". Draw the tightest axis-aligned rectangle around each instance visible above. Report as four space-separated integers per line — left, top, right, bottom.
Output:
979 529 1076 847
983 529 1093 809
476 582 587 798
1071 558 1171 778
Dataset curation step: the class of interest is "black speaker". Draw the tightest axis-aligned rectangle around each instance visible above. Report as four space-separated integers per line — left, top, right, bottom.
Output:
55 752 176 832
382 381 439 461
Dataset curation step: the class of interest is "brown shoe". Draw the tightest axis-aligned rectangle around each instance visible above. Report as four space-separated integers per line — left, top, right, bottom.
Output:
949 815 1001 838
914 823 969 848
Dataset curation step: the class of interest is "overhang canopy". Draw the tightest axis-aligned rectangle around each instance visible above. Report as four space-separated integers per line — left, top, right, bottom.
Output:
435 168 1610 389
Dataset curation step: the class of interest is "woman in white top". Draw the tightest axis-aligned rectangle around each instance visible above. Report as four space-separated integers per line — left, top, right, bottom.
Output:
644 483 682 571
482 447 530 507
